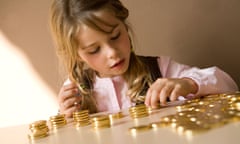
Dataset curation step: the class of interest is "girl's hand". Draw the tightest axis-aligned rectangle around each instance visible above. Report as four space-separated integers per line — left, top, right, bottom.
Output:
58 83 82 118
145 78 198 108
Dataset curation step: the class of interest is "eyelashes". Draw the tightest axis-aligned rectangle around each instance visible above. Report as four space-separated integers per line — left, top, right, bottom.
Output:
87 32 121 55
88 47 100 54
110 32 121 40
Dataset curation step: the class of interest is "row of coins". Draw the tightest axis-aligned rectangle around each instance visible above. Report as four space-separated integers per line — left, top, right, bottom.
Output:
28 120 49 141
129 92 240 136
73 110 124 128
27 102 149 141
28 110 125 141
129 104 149 119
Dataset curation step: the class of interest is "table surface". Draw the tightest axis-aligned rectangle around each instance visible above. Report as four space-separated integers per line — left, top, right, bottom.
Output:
1 96 240 144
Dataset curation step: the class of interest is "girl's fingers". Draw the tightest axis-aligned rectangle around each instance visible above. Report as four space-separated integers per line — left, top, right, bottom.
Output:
145 89 152 106
160 84 174 103
150 90 160 108
62 96 82 109
145 78 197 108
59 87 79 103
59 96 82 118
169 85 181 101
145 79 165 107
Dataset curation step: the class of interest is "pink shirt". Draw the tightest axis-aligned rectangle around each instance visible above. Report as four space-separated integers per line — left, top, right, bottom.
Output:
66 56 239 113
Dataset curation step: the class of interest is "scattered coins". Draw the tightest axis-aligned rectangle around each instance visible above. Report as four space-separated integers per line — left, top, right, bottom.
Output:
49 114 67 129
73 110 91 127
28 120 49 141
129 104 149 119
150 115 176 129
148 92 240 136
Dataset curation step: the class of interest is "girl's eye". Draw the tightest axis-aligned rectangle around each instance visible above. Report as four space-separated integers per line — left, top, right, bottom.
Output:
110 32 121 40
88 47 100 54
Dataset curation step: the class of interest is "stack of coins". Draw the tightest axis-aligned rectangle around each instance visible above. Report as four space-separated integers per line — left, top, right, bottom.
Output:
73 110 91 127
49 114 67 129
129 104 149 119
28 120 49 141
91 115 111 129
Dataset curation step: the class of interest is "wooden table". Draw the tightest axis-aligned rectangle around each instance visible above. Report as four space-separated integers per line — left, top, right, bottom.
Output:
1 94 240 144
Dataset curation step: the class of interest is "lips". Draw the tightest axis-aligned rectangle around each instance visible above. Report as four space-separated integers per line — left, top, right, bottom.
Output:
111 59 124 68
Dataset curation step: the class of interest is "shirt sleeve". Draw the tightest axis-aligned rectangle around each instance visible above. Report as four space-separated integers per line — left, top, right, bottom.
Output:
157 56 239 97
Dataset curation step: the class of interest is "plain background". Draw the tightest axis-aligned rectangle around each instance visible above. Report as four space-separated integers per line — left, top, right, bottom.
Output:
0 0 239 127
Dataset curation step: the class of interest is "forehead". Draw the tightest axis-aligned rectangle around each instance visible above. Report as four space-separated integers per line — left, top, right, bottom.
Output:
76 9 122 47
86 9 120 33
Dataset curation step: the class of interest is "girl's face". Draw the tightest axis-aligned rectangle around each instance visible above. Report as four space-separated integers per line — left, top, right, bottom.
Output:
76 10 131 78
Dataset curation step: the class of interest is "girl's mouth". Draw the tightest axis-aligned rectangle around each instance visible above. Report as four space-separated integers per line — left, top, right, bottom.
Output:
111 59 124 69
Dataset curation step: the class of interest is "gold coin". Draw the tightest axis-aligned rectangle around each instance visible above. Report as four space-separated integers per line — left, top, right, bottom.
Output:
73 115 90 120
130 113 149 119
73 114 89 118
73 110 89 117
92 121 111 128
51 122 67 128
130 112 149 116
75 121 91 127
198 100 210 105
73 109 89 114
30 127 49 133
129 125 152 133
29 120 47 128
108 112 123 119
74 118 90 122
129 105 147 111
92 119 110 125
31 129 48 136
231 101 240 110
49 117 66 122
49 119 65 124
186 98 200 104
28 132 48 140
49 114 65 120
91 115 109 121
150 121 171 128
225 110 240 122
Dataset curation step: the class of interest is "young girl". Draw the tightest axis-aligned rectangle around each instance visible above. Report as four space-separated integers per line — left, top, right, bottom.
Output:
50 0 238 118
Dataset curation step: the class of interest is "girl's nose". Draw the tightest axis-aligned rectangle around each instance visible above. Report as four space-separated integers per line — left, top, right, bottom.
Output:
105 45 118 58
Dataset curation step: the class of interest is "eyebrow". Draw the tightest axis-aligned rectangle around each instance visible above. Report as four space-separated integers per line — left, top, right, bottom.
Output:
81 24 119 50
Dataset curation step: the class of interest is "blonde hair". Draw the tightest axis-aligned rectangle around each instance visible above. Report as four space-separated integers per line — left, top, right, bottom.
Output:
50 0 152 113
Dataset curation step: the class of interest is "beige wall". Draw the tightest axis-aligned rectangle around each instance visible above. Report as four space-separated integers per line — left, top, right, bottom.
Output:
0 0 59 127
122 0 240 86
0 0 239 127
